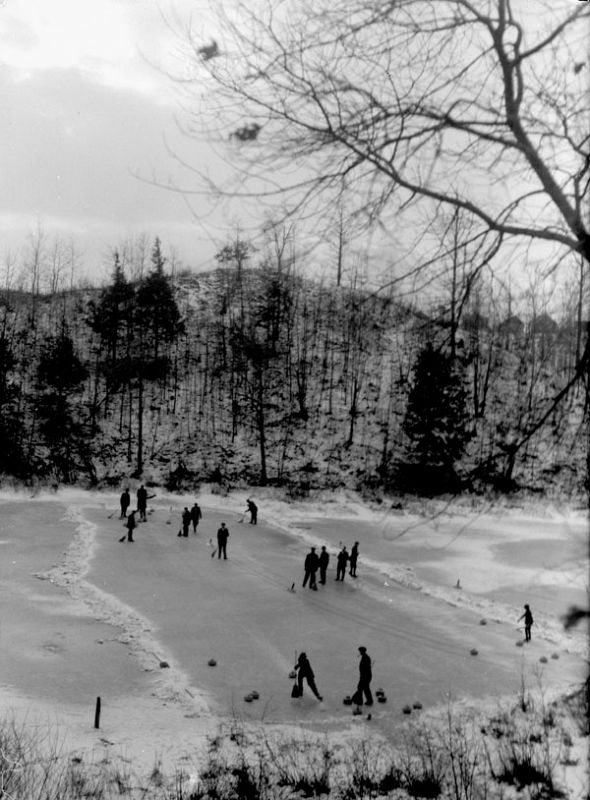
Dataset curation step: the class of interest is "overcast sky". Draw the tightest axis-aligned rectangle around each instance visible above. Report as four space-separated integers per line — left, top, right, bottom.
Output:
0 0 236 284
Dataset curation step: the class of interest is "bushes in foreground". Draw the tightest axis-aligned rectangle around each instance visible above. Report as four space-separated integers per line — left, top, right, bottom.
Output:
0 684 586 799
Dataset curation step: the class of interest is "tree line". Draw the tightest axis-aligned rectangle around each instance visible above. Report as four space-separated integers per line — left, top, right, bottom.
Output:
0 234 587 499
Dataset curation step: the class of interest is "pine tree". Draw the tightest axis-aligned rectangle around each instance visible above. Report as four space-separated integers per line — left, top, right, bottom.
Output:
35 325 92 482
0 334 27 476
402 342 471 493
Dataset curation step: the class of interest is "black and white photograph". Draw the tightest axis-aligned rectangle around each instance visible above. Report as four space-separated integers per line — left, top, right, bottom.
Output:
0 1 588 797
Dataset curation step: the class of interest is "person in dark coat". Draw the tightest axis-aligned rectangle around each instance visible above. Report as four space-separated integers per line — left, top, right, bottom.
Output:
294 652 323 701
318 546 330 585
356 646 373 707
518 604 534 641
136 485 148 521
125 510 137 543
181 507 191 537
217 522 229 559
190 502 202 532
120 488 130 518
336 547 349 581
349 542 359 577
246 499 258 524
302 547 319 590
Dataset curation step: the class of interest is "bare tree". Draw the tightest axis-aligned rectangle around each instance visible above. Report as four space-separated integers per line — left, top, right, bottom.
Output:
177 0 589 270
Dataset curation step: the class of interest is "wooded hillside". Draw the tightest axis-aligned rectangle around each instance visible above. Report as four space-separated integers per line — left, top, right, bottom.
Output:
0 240 587 499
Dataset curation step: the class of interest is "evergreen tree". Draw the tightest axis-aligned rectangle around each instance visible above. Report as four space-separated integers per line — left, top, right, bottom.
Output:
35 325 92 482
0 334 27 476
87 251 135 392
402 342 471 493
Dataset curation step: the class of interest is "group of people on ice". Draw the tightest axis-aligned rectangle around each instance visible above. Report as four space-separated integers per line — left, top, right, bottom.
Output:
302 542 360 590
119 485 156 542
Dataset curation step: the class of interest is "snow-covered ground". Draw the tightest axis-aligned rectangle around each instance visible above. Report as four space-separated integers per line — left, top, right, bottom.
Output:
0 487 587 788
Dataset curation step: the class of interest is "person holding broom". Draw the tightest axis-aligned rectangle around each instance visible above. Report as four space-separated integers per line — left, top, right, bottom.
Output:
294 652 323 701
124 510 137 543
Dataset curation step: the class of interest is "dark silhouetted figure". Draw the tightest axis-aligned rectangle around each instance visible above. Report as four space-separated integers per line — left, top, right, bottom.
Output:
336 547 349 581
120 489 130 518
349 542 359 577
518 604 534 641
318 546 329 585
119 489 131 519
294 652 322 701
182 507 191 537
190 502 202 532
137 485 148 521
302 547 319 590
246 499 258 524
126 510 137 543
217 522 229 559
356 646 373 707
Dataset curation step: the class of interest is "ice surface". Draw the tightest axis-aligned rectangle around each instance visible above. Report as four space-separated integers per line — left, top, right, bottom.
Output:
0 487 587 776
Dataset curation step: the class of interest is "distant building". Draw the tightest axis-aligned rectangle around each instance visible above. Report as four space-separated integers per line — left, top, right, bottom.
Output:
530 313 558 336
498 315 524 338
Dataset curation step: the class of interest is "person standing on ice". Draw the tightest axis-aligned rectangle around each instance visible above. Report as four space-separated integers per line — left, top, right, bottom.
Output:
349 542 359 577
356 646 373 707
318 546 330 585
518 604 534 641
217 522 229 559
336 546 349 581
119 488 130 518
294 652 323 701
246 498 258 524
181 507 191 537
190 502 202 532
125 510 137 543
302 547 319 590
137 485 148 521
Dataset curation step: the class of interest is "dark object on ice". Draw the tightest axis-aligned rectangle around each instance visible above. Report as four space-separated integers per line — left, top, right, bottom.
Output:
190 502 202 532
291 683 301 698
217 523 229 559
136 485 148 521
343 695 353 705
518 604 534 641
402 705 412 715
121 510 137 542
246 499 258 524
182 507 191 537
250 690 259 699
318 546 329 584
356 647 373 706
289 582 295 592
515 640 524 647
352 707 362 716
349 542 359 577
244 694 254 702
302 548 319 590
551 653 560 660
336 547 349 581
367 713 372 720
288 670 297 679
455 579 461 589
208 658 217 667
479 619 487 625
539 656 548 664
159 661 169 669
294 652 323 700
413 701 423 710
470 648 478 656
120 489 130 518
377 695 387 703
